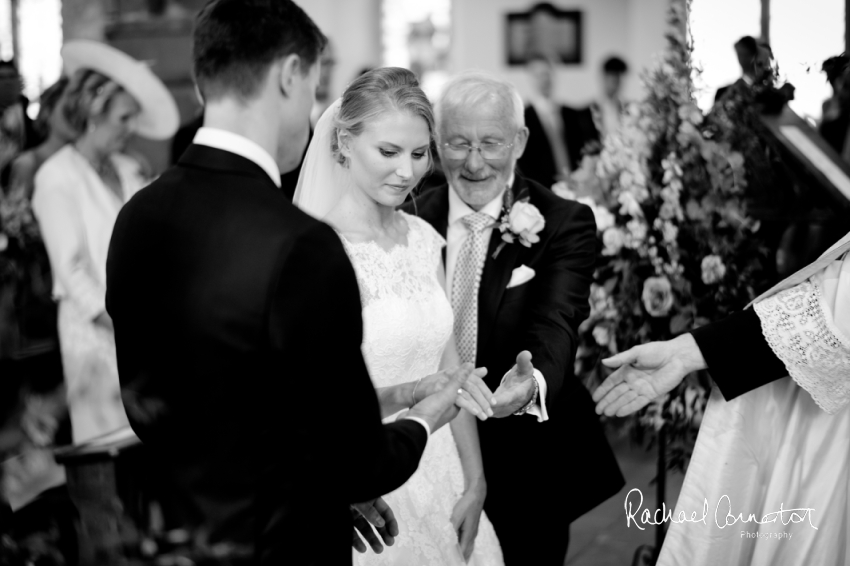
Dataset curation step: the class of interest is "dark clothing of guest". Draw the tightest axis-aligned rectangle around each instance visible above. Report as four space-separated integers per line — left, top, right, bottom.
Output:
169 114 203 165
518 104 600 188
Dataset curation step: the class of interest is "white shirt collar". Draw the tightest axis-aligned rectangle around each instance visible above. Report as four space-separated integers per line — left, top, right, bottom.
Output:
742 74 754 87
193 127 281 187
448 172 514 225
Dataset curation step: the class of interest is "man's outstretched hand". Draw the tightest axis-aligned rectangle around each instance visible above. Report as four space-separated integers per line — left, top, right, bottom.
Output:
593 334 707 417
492 351 536 418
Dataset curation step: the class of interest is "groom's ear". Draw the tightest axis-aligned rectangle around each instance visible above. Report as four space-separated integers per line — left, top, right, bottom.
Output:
277 54 303 98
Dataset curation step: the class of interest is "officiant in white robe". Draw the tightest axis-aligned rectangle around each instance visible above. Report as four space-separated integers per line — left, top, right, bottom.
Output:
593 232 850 566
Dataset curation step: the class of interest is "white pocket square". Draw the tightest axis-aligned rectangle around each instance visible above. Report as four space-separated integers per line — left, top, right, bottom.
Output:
507 265 535 289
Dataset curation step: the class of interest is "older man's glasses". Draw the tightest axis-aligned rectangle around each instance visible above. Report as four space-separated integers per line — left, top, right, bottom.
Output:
440 141 514 161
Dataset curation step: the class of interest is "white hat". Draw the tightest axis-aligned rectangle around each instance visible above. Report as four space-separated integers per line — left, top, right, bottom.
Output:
61 40 179 140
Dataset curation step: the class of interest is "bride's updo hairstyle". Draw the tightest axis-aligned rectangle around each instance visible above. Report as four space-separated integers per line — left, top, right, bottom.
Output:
332 67 435 171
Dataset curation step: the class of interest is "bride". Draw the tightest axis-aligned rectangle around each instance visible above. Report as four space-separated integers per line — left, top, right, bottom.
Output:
293 67 504 565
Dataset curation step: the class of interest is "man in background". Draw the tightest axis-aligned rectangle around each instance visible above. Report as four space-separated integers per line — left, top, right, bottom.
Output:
518 54 599 188
591 56 628 138
714 36 772 104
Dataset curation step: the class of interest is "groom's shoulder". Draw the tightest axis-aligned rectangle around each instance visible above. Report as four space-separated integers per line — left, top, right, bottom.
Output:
127 166 337 248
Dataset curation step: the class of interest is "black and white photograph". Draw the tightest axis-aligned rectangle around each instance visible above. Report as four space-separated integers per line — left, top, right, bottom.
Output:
0 0 849 565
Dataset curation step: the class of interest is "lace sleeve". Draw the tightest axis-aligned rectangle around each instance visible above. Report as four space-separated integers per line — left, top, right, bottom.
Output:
753 280 850 414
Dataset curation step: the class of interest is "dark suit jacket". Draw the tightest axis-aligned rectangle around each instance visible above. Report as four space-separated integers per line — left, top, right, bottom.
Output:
714 77 749 105
407 176 624 538
518 104 600 188
106 144 428 565
690 308 787 400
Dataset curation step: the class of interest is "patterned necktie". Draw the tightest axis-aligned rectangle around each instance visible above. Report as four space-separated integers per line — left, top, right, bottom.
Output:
452 212 492 364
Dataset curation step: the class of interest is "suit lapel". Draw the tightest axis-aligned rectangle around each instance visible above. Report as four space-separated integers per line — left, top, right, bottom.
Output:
476 176 525 354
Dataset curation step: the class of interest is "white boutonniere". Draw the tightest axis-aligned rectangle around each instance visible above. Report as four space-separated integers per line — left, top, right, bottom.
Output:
491 194 545 258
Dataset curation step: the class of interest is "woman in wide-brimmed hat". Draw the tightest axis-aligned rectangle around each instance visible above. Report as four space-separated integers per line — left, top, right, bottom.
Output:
32 40 178 443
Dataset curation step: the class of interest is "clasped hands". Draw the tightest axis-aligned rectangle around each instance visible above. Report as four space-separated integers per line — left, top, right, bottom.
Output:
415 351 537 421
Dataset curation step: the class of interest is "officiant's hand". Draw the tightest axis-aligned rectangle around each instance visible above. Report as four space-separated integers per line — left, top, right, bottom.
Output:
419 365 495 420
593 334 707 417
351 498 398 554
406 365 472 433
491 351 536 418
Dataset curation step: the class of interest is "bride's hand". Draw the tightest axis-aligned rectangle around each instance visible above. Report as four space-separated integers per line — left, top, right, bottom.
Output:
450 481 486 562
417 364 495 420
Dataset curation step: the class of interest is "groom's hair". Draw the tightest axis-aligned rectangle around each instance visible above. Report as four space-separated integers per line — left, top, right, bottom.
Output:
193 0 327 102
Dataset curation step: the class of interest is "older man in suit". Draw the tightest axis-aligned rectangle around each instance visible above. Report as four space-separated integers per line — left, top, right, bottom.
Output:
406 71 624 566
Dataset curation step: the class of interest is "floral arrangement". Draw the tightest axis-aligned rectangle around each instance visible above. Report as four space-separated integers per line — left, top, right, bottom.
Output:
560 0 773 472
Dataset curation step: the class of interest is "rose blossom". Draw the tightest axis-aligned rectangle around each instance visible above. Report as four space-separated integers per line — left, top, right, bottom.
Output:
642 276 674 317
602 227 626 255
508 201 545 245
701 255 727 285
625 219 647 249
618 191 643 217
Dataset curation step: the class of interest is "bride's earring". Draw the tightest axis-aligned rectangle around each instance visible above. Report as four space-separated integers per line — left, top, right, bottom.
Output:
338 132 351 168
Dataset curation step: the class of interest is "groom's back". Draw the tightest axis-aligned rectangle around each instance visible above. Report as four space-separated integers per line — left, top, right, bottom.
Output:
106 146 348 562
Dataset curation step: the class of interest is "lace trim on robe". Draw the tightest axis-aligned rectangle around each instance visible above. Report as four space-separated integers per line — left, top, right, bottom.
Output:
753 280 850 414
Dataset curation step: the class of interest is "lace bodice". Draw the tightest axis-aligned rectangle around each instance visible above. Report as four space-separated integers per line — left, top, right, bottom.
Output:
339 211 453 390
339 211 503 566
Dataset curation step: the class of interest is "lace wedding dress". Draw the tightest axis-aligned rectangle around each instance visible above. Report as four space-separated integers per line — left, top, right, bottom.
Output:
340 211 504 566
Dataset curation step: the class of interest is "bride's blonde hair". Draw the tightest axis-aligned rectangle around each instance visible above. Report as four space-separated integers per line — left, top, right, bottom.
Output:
332 67 435 173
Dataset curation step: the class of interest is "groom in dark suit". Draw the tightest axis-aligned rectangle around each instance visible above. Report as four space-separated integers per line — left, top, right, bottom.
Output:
406 72 624 565
106 2 469 564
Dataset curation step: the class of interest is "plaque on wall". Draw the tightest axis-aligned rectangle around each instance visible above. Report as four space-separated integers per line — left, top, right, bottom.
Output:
506 4 582 66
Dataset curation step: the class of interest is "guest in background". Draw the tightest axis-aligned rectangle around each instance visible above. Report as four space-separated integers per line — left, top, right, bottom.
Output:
714 36 773 105
0 60 39 181
310 40 336 127
170 85 204 165
2 77 76 378
591 56 628 138
32 41 178 444
8 79 77 201
0 77 77 531
818 54 850 156
518 54 599 188
170 112 203 165
820 54 849 123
